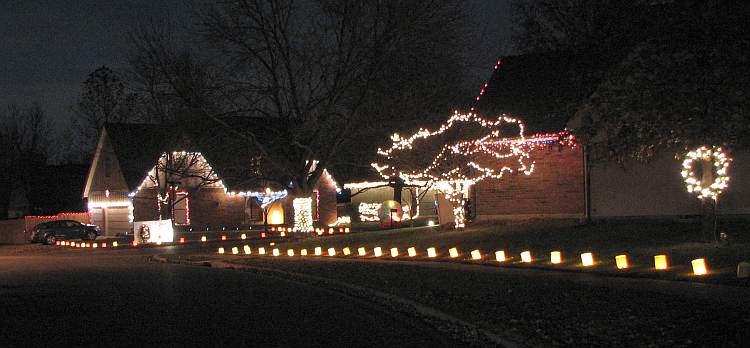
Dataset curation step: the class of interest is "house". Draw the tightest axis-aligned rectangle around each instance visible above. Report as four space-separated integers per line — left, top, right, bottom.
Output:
82 123 338 236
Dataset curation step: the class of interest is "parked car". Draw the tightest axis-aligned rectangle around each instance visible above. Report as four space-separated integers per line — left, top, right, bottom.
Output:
28 220 100 245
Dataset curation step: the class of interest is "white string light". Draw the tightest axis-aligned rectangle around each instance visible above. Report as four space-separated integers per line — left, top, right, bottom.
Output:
372 111 574 229
681 146 731 201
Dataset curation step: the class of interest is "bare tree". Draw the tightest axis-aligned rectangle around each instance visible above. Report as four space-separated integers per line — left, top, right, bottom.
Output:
0 104 52 217
127 0 471 227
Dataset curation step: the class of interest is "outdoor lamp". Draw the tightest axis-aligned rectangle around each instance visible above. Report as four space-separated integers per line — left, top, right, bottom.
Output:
521 251 532 263
654 255 668 270
581 252 594 266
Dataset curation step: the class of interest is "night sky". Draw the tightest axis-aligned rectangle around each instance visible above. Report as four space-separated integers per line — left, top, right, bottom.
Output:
0 1 512 140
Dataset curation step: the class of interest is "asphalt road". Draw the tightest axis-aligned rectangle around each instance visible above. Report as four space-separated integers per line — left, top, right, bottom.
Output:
0 246 460 347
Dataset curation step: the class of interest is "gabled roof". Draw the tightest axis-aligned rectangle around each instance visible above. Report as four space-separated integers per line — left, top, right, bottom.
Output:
104 123 175 191
472 51 621 133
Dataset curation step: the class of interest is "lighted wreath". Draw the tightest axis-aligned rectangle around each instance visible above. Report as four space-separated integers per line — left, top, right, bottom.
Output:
681 146 731 201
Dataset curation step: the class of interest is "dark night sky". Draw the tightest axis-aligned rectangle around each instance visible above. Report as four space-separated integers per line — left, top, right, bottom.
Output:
0 0 512 149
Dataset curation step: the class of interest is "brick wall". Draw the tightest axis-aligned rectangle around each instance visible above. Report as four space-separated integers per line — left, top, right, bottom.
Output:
185 189 246 228
134 188 247 229
474 145 584 219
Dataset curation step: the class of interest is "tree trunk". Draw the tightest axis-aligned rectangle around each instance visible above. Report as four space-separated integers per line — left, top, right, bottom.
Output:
701 199 717 242
393 178 404 203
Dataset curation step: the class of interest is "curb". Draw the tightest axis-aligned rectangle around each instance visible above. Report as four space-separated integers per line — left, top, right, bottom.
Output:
151 255 522 348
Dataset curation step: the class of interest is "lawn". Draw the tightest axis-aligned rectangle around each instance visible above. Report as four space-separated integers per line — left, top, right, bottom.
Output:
259 218 750 285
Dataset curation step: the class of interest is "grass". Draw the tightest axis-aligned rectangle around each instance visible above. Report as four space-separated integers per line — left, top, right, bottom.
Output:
255 219 750 285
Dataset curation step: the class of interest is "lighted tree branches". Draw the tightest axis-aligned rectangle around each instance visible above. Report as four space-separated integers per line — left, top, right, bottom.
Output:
372 112 551 229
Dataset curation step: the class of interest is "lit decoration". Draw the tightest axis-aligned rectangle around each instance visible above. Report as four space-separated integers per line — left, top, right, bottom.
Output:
221 235 227 241
218 247 225 254
261 232 267 238
550 251 562 264
131 241 138 247
358 247 366 256
681 146 731 200
287 249 295 257
345 227 350 233
272 248 280 256
315 247 322 256
692 258 708 275
102 243 107 248
241 234 246 240
327 248 336 256
427 247 437 258
343 247 351 256
244 245 252 255
330 216 352 227
374 247 383 257
654 255 668 270
358 203 382 222
390 248 399 257
232 247 239 255
179 237 185 243
301 249 308 256
471 250 482 260
427 220 436 227
495 250 506 262
407 247 417 257
520 251 532 263
201 236 207 242
112 241 118 247
449 247 459 258
344 181 390 189
258 247 266 255
280 231 286 237
615 255 629 269
93 243 98 248
372 112 575 229
293 197 314 232
581 252 594 267
379 201 404 227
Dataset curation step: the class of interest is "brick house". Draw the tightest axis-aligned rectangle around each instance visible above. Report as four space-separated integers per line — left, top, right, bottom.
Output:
82 123 338 236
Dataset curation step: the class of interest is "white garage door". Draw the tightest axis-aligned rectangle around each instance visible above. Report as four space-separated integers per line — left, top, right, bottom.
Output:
104 207 131 237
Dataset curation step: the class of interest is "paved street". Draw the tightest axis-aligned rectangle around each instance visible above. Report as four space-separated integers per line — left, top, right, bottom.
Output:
4 243 750 346
0 246 458 347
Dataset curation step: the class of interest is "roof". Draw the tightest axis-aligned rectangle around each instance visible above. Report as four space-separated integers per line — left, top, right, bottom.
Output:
473 51 621 133
104 120 279 193
104 123 174 191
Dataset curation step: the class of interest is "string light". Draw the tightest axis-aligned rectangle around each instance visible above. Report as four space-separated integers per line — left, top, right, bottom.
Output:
372 111 575 229
681 146 731 201
358 202 382 222
292 197 314 232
